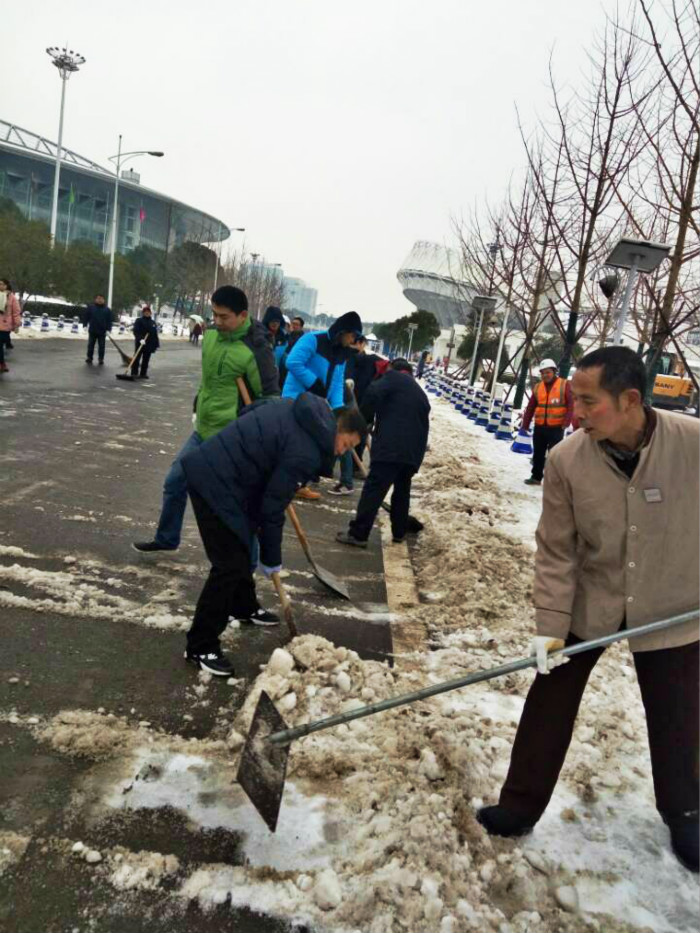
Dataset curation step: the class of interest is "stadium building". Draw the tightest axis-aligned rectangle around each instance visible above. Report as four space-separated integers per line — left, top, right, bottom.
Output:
397 241 478 328
0 119 229 253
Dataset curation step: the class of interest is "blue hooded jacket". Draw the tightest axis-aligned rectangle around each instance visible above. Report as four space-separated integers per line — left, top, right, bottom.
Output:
282 311 362 410
181 394 335 566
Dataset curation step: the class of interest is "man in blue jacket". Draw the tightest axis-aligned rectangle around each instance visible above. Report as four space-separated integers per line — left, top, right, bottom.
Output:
283 310 363 500
180 395 366 675
84 294 113 365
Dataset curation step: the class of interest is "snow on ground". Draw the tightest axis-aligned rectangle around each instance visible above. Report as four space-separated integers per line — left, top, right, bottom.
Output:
3 388 698 932
12 318 191 341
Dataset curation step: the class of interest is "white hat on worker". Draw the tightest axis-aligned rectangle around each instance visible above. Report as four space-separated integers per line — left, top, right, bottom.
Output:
538 358 558 371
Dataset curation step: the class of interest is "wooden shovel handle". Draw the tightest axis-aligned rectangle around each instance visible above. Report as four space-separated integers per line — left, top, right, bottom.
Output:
351 449 368 478
271 572 298 637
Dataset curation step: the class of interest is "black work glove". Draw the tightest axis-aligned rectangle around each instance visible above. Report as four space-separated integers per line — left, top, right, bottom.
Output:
308 378 326 397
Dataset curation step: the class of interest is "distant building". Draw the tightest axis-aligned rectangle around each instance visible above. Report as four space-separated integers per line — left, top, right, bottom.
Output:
0 119 228 254
397 241 478 328
283 276 318 318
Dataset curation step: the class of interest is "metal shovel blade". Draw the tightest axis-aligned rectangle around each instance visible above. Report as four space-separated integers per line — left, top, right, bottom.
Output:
236 690 291 833
311 559 350 600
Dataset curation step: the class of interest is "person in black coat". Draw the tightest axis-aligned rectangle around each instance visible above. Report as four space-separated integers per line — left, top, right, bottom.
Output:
84 294 113 365
337 358 430 546
132 306 160 378
180 394 366 676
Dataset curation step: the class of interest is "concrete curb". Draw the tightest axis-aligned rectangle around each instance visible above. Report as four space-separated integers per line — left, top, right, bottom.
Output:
379 519 427 667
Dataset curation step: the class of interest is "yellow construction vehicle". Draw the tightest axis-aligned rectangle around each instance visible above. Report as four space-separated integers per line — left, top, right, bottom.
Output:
652 352 697 411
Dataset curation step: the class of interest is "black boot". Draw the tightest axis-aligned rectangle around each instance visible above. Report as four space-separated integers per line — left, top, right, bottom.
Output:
476 805 537 838
665 812 699 872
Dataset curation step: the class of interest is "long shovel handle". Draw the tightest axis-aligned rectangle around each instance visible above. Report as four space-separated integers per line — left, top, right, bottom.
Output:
266 609 698 746
271 572 298 637
235 378 316 571
351 449 368 478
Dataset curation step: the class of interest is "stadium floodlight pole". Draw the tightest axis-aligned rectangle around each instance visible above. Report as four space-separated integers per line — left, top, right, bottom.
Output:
107 137 164 309
47 46 85 247
604 238 671 346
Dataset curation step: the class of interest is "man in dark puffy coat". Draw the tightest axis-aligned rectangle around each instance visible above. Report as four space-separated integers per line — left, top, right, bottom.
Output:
84 294 113 365
180 395 366 676
337 358 430 546
132 305 160 378
262 305 288 367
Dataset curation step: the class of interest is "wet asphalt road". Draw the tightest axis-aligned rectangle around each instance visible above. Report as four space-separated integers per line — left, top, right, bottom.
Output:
0 336 391 933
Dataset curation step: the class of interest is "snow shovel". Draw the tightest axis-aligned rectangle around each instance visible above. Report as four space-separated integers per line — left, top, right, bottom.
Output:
351 450 424 533
270 571 298 638
236 609 697 831
236 378 350 601
116 338 147 382
106 333 133 367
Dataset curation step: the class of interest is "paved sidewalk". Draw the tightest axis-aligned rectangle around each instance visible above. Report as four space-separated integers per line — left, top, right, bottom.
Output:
0 338 391 933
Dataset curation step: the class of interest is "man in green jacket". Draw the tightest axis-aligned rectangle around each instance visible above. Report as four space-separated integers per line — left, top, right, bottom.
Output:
133 285 280 621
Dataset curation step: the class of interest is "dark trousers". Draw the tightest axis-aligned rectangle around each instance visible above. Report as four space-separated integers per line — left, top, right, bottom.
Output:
499 635 699 822
186 490 258 654
531 425 564 480
137 349 152 377
0 331 10 364
349 461 415 541
87 332 106 362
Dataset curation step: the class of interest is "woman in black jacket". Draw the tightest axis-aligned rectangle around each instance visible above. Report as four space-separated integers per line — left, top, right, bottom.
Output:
132 306 160 379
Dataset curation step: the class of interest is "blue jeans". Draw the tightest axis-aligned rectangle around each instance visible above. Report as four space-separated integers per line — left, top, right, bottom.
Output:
155 431 260 571
338 450 354 488
155 432 203 548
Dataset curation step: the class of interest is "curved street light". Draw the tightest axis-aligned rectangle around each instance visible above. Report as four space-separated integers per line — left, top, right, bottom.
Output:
107 135 164 308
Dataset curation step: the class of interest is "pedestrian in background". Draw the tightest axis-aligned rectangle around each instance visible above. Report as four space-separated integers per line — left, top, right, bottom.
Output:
132 305 160 379
521 358 573 485
191 322 203 345
278 315 305 387
262 306 287 368
478 346 699 873
337 358 430 545
84 294 113 366
0 278 21 375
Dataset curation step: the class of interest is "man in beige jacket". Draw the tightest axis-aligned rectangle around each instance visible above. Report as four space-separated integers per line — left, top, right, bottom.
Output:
478 346 699 873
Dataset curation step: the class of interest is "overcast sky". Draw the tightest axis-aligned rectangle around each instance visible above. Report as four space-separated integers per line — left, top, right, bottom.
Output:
4 0 616 322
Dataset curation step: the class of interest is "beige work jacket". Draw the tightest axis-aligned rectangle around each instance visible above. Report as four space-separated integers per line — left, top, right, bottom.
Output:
534 410 699 652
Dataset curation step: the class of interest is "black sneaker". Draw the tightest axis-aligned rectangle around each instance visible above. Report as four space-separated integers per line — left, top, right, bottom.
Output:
184 648 234 676
233 607 280 627
392 535 406 544
139 374 150 379
476 805 536 838
99 360 105 365
85 359 93 365
328 483 354 496
524 478 542 486
132 540 178 553
666 811 699 872
336 531 368 548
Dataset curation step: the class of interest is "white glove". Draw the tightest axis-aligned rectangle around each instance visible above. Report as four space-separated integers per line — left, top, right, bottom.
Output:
345 378 355 391
191 412 197 428
531 636 568 675
260 563 282 578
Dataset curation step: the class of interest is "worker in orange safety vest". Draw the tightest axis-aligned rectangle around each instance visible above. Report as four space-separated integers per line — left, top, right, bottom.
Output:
521 359 573 485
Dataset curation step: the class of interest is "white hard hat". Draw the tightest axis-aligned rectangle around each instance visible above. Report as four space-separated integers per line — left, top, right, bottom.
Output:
538 358 558 371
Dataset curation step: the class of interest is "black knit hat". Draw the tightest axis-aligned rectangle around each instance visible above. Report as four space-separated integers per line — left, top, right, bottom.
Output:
211 285 248 313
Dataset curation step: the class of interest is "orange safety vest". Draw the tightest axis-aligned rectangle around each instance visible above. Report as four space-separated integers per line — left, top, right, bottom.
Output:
534 377 567 427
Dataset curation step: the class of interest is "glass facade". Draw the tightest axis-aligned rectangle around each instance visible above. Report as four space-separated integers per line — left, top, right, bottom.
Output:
0 142 228 254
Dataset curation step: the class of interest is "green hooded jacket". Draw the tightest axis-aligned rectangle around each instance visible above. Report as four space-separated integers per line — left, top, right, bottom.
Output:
195 317 279 440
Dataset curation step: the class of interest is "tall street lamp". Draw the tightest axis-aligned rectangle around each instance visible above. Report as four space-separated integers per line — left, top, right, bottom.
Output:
605 238 671 346
107 136 164 309
46 46 85 246
468 295 497 385
406 322 418 359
